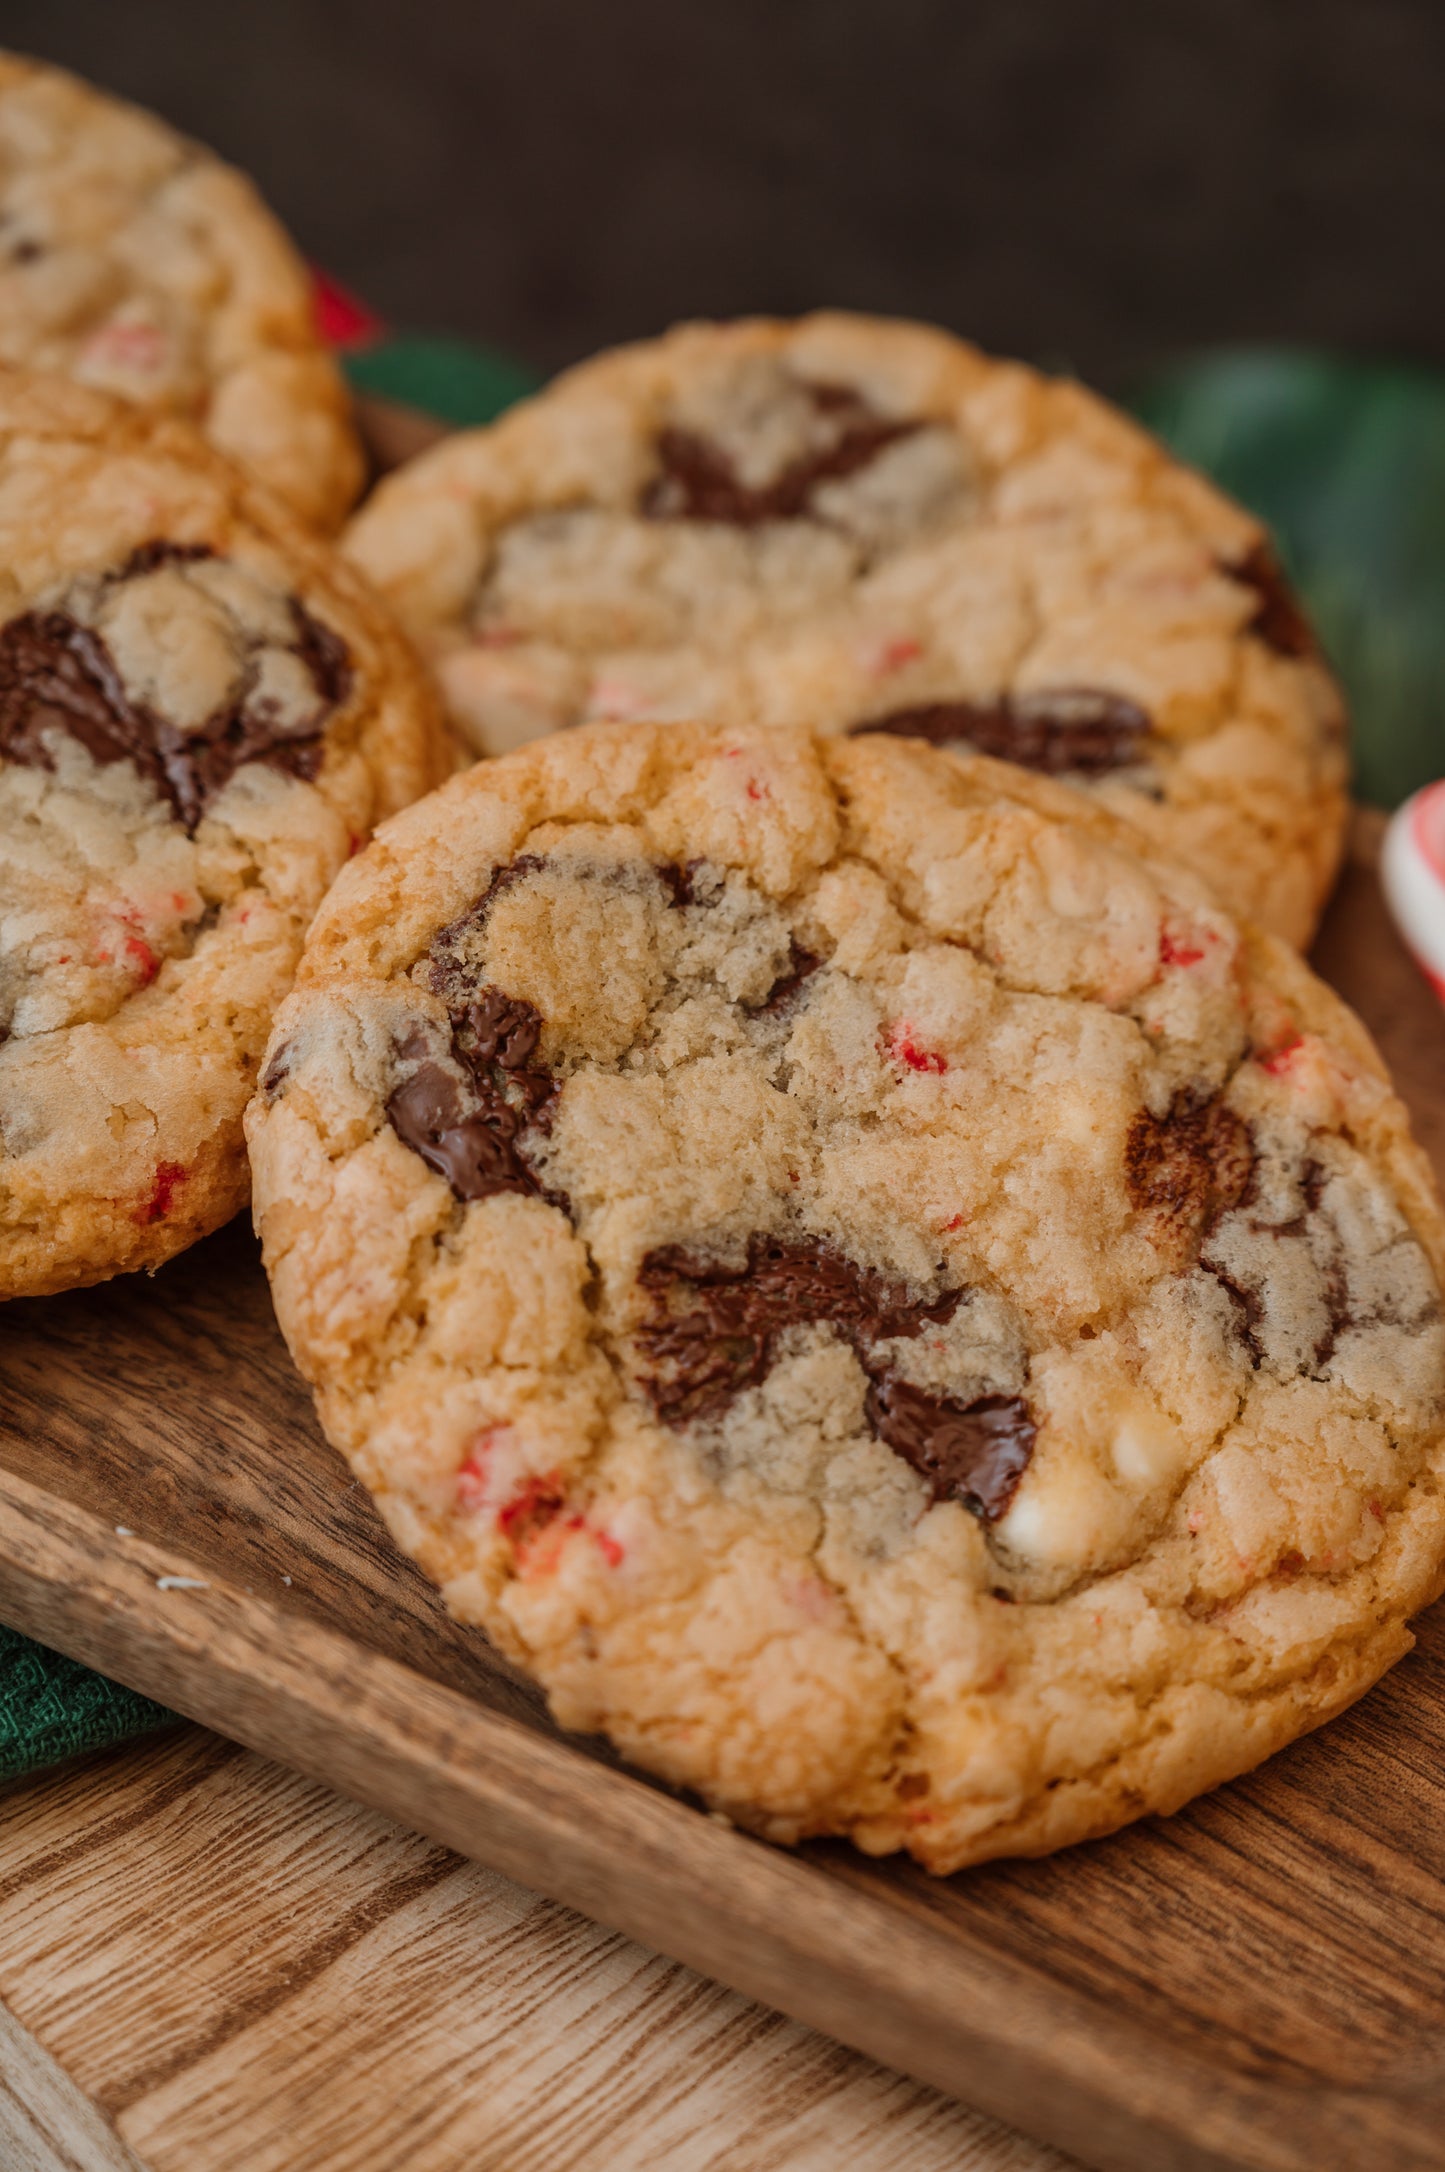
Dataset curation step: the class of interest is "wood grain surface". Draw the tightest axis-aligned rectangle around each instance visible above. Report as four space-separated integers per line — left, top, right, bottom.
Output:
1 829 1444 2172
0 1728 1072 2172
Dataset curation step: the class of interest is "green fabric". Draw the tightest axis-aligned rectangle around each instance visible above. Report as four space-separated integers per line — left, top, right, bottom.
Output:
345 334 540 428
1134 349 1445 809
0 1622 172 1782
5 336 1444 1784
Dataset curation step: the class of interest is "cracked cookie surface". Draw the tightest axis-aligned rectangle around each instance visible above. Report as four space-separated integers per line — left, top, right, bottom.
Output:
0 50 364 529
0 370 450 1297
344 312 1348 947
248 721 1445 1872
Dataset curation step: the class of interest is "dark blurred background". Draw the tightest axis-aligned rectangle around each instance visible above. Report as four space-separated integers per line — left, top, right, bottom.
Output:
8 1 1442 390
6 0 1442 390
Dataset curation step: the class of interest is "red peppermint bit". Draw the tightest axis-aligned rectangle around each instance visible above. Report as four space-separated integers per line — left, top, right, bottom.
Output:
745 778 766 803
887 1024 947 1074
1159 928 1206 969
137 1161 187 1224
347 831 365 857
941 1212 965 1231
1259 1031 1304 1076
123 933 160 985
309 266 385 350
875 636 922 675
1367 1498 1386 1523
497 1472 566 1548
455 1463 489 1514
594 1529 624 1568
455 1430 505 1514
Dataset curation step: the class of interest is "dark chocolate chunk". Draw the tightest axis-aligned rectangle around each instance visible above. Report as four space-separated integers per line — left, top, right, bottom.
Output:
385 1059 538 1203
1203 1264 1266 1368
428 855 550 1000
261 1040 295 1099
118 540 216 580
655 859 709 908
1299 1156 1328 1215
851 689 1152 777
0 576 351 831
756 940 821 1014
1126 1091 1255 1237
1312 1253 1354 1372
636 1233 961 1426
1224 541 1317 659
287 597 354 712
864 1378 1035 1521
641 382 919 526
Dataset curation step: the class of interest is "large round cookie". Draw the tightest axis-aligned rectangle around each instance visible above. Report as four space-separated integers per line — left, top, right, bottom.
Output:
0 371 450 1298
345 313 1348 948
0 50 363 531
247 720 1445 1873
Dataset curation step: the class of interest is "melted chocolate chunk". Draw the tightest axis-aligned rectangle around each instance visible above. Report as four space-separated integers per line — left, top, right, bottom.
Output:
865 1379 1035 1521
1225 542 1316 659
386 1060 537 1203
0 579 351 831
456 985 560 1133
388 863 565 1204
1125 1091 1255 1236
390 983 559 1205
1201 1153 1368 1376
461 986 543 1070
851 689 1152 777
641 382 919 526
636 1234 961 1426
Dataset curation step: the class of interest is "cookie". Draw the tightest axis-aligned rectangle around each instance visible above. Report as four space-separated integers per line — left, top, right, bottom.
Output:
247 720 1445 1872
0 50 364 530
345 312 1349 948
0 370 450 1298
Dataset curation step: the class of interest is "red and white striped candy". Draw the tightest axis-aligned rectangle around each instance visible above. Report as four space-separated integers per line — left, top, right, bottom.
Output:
1383 781 1445 1004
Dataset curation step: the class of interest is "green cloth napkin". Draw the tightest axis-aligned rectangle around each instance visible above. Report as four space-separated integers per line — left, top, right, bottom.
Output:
0 1621 172 1780
1134 348 1445 809
4 335 1444 1784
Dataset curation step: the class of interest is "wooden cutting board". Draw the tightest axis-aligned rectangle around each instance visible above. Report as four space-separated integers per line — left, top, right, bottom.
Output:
2 815 1444 2172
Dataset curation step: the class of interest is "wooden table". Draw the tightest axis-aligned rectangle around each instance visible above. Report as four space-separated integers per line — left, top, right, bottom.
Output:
0 1726 1075 2172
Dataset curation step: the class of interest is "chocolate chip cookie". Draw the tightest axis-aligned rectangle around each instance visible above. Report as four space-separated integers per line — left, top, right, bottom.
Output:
345 313 1348 947
247 721 1445 1872
0 50 364 530
0 370 450 1298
